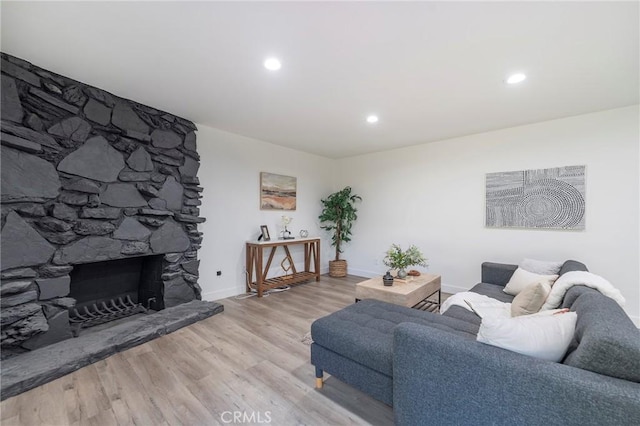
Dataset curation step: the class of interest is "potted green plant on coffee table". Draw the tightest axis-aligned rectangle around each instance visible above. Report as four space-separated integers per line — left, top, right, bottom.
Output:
318 186 362 277
383 244 428 279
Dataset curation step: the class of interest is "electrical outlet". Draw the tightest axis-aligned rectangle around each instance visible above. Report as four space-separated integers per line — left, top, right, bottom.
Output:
216 271 222 276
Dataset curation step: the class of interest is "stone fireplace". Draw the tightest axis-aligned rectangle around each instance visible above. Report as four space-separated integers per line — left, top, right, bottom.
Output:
0 51 217 367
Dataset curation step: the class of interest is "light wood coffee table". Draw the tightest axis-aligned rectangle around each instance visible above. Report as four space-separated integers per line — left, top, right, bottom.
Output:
355 273 441 311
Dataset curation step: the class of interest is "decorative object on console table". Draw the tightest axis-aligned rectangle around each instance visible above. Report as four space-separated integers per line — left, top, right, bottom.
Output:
383 244 428 279
299 229 309 238
280 215 294 239
260 172 297 210
318 186 362 277
245 238 320 297
280 256 293 280
485 165 585 230
259 225 270 241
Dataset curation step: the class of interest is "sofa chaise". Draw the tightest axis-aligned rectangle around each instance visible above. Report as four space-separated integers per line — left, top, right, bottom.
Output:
310 261 640 425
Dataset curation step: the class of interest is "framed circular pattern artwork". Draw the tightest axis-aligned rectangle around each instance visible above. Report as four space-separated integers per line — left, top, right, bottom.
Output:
485 165 585 230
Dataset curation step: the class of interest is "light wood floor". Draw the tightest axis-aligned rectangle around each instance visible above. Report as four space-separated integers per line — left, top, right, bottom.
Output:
1 275 406 426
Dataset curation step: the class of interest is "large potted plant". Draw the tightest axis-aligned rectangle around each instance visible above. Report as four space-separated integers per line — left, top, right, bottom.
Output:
319 186 362 277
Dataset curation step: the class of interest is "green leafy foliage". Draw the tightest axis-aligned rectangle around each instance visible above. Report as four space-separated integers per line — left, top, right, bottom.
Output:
383 244 428 270
318 186 362 261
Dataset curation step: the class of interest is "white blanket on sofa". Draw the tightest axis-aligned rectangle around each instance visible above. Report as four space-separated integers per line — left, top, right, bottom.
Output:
440 292 511 319
540 271 625 310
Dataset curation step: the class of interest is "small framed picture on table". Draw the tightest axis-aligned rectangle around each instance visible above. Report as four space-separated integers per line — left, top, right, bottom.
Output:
259 225 270 241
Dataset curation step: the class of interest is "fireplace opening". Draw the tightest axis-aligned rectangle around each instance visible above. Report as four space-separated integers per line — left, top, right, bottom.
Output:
68 255 165 334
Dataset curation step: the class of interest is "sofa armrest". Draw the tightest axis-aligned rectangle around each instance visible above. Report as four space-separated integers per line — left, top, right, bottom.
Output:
393 323 640 426
481 262 517 286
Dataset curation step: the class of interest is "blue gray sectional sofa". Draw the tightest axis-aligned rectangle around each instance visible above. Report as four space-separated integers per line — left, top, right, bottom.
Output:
310 261 640 425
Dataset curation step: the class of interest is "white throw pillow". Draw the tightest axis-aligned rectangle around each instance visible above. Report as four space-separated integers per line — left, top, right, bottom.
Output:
477 311 577 362
519 258 563 275
511 281 552 317
503 267 558 296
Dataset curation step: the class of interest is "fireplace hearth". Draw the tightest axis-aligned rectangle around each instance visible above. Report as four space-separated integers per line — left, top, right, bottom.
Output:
1 299 223 400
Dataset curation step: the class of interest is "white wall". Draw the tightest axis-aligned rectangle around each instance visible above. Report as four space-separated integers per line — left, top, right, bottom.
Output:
336 106 640 323
196 125 335 300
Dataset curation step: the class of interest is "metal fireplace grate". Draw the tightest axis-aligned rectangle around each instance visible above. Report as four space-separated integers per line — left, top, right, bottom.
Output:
69 296 154 336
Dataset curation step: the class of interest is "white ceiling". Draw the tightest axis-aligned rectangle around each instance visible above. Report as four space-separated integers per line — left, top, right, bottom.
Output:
1 1 638 159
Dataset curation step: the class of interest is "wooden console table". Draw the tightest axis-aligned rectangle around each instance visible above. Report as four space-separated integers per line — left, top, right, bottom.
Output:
245 237 321 297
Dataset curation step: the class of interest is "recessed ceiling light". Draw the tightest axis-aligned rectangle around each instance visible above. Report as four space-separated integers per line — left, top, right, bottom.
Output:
366 115 379 124
264 58 282 71
506 73 527 85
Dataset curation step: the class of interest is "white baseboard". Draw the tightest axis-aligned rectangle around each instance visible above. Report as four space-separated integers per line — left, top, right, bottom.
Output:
202 266 332 302
345 267 378 279
201 286 243 302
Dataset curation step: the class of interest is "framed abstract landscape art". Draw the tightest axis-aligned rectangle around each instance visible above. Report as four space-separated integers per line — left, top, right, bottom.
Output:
260 172 297 210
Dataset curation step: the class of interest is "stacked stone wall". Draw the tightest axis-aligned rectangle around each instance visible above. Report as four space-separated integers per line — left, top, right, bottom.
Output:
0 53 205 357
